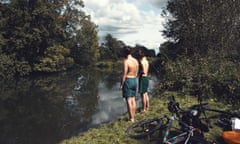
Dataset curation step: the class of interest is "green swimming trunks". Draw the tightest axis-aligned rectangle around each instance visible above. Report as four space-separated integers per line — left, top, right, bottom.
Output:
139 76 149 93
122 78 137 98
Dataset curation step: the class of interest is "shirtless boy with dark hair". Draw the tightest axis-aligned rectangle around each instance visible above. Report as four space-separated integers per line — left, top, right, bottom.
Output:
138 49 149 112
120 46 139 122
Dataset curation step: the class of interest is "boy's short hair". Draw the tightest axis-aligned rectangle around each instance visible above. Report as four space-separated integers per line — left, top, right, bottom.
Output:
123 46 131 58
138 49 145 58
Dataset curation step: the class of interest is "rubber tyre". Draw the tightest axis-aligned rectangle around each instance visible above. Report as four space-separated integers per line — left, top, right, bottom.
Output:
125 117 165 138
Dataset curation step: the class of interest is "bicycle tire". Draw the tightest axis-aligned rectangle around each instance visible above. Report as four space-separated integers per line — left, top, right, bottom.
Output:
126 117 166 138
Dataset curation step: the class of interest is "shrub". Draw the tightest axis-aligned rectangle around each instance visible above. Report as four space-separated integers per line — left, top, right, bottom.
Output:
154 56 240 106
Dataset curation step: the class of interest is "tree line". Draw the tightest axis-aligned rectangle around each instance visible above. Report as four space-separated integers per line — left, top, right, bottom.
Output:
0 0 156 79
156 0 240 105
159 0 240 59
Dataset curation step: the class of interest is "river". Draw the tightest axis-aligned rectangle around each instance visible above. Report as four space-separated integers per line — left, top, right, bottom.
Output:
0 67 157 144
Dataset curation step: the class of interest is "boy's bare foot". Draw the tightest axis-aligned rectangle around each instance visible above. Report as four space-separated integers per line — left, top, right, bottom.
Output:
140 109 146 114
128 118 134 122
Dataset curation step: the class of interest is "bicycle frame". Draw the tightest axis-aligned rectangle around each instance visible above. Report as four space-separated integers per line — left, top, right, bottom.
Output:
164 129 194 144
126 95 211 143
161 113 202 144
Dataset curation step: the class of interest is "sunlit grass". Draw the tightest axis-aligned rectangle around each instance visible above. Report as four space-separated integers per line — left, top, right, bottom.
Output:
59 91 231 144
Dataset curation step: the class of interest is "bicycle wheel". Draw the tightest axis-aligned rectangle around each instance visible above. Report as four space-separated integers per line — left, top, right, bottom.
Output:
126 117 166 138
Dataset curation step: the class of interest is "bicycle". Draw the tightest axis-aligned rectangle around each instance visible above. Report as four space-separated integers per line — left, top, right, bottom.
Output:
187 93 240 144
126 96 212 143
202 101 240 144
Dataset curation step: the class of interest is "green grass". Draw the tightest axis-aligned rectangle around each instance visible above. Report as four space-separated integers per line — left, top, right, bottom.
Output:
59 91 232 144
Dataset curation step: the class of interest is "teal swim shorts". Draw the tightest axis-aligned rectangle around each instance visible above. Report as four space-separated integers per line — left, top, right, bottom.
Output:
139 76 149 93
122 78 137 98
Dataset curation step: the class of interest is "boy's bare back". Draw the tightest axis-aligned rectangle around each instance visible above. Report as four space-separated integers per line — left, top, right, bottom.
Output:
124 56 139 78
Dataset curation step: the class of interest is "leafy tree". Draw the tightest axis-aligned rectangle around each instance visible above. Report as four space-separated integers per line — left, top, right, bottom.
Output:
99 43 111 60
162 0 240 59
102 34 124 60
0 0 99 77
33 45 74 72
157 0 240 105
134 44 156 57
0 54 15 79
71 17 99 66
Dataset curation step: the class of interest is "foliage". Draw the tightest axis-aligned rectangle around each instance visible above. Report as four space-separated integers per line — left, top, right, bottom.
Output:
96 60 115 69
0 0 99 77
0 0 156 78
0 54 31 79
100 34 125 60
154 57 240 107
0 54 15 79
155 0 240 106
134 44 156 58
33 45 74 72
99 37 156 61
14 60 32 76
95 60 122 73
161 0 240 58
71 18 100 66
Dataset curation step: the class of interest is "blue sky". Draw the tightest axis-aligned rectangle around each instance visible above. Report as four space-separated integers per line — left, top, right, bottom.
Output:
83 0 168 52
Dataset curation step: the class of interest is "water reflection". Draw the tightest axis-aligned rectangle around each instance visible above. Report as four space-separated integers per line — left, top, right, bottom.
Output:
90 82 124 126
0 68 157 144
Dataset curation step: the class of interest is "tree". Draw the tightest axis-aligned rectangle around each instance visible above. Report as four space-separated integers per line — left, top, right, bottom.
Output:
102 34 124 60
162 0 240 59
0 0 96 76
134 44 156 58
33 45 74 72
72 18 99 65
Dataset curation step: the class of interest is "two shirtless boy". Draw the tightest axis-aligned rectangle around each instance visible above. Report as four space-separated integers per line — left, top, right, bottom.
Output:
120 46 149 122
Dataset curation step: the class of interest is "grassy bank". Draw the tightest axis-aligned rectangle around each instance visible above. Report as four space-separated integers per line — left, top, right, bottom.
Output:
59 91 232 144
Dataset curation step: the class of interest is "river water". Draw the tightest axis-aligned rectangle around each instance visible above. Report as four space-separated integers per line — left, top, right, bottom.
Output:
0 68 157 144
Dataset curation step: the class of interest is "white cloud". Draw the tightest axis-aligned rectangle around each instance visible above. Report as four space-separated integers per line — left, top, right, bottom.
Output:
83 0 168 52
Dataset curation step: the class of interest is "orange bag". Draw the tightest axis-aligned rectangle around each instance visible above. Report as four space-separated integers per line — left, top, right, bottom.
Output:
222 131 240 144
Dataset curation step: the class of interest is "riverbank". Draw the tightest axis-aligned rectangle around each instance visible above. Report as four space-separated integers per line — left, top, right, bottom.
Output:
59 91 231 144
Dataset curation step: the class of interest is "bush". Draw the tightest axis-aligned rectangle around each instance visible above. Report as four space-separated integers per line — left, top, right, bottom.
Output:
154 56 240 106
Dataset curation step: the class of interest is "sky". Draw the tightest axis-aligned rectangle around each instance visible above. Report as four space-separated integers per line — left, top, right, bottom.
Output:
82 0 168 53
